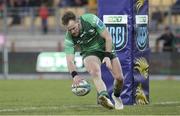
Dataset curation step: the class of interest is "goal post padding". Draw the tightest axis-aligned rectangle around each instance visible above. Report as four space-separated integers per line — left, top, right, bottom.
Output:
98 0 149 105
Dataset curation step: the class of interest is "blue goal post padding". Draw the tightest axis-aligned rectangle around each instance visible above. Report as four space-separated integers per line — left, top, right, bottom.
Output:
98 0 149 105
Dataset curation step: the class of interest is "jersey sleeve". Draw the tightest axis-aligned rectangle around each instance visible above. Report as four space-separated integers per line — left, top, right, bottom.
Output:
82 14 106 34
64 33 75 54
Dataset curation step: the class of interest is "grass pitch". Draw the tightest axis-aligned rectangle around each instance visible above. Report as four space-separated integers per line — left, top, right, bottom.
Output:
0 79 180 115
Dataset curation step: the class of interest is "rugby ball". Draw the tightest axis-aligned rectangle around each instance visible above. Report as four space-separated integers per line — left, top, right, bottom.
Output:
72 80 91 96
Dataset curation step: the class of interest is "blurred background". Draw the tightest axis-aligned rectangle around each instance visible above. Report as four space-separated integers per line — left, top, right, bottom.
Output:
0 0 180 79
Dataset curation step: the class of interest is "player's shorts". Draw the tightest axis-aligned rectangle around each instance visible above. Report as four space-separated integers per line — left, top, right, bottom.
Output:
82 51 117 62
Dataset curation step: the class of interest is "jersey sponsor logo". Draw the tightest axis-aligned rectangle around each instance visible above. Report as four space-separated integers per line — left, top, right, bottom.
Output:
80 31 86 38
87 37 94 43
97 19 104 29
77 40 81 44
77 29 97 45
88 29 95 33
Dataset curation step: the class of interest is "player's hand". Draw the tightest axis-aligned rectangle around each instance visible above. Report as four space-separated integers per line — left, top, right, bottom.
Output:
73 75 83 87
102 57 112 70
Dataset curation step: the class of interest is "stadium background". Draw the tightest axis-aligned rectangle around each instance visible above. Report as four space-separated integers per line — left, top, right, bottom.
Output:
0 0 180 76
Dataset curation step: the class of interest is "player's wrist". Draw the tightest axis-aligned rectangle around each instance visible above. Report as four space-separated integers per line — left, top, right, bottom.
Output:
71 71 78 78
105 52 112 58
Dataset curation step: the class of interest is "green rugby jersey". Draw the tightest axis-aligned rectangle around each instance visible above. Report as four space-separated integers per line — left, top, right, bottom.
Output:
64 13 114 56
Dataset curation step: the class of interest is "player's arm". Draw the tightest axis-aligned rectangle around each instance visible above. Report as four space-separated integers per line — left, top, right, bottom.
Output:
64 34 82 84
100 29 113 53
93 15 113 70
91 15 113 69
64 33 76 72
66 54 82 85
66 54 76 73
100 28 113 70
83 14 113 69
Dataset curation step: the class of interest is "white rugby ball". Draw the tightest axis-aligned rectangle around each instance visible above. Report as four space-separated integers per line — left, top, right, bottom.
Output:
72 80 91 96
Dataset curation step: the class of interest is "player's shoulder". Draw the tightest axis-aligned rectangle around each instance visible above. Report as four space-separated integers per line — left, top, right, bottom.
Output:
81 13 97 18
81 13 98 21
65 32 72 40
81 13 99 25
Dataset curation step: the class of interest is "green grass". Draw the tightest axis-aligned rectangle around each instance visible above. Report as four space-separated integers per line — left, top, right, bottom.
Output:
0 79 180 115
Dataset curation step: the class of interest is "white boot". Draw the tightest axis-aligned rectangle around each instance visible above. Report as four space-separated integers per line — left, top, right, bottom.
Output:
111 93 124 110
98 95 114 109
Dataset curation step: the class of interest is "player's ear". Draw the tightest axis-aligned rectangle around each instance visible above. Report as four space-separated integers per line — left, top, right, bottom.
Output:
76 17 80 23
77 20 81 29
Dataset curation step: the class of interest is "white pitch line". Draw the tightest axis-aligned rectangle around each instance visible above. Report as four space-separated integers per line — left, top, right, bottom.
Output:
0 102 180 112
0 106 59 112
153 101 180 105
0 105 99 112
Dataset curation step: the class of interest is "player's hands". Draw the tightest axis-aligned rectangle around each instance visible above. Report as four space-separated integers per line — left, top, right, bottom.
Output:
102 57 112 70
73 75 83 87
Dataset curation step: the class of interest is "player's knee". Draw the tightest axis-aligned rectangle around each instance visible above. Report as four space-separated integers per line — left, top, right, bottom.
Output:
88 68 101 77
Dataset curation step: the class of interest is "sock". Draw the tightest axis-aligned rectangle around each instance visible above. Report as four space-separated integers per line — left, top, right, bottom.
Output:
113 79 123 97
98 90 109 98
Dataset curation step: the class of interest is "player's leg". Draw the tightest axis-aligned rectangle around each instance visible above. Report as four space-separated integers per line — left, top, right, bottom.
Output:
83 55 114 109
84 55 105 92
111 57 124 96
110 57 124 110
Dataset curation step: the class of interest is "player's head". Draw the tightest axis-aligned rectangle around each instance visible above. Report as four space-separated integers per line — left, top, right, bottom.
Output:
62 11 80 37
